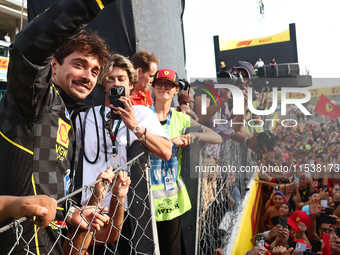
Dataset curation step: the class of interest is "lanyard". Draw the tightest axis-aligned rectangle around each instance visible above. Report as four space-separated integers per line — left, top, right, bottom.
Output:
151 105 171 136
100 105 122 157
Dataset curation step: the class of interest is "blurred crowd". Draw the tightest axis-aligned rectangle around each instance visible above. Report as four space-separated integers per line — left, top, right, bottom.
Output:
251 108 340 254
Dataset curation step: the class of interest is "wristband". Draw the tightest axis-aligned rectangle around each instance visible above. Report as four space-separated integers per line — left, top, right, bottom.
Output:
66 206 76 225
244 137 249 146
138 128 147 142
263 230 270 238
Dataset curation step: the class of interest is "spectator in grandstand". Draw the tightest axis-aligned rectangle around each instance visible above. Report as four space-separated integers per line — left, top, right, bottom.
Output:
287 210 311 245
176 87 199 121
280 176 301 212
251 224 285 245
255 172 296 207
254 58 265 77
0 0 114 253
270 58 277 77
0 195 57 229
297 172 316 203
194 62 259 151
4 32 11 43
77 53 171 254
298 191 319 213
219 60 227 72
257 86 270 111
304 197 336 247
224 173 241 210
129 50 159 107
250 227 293 254
270 202 291 227
260 191 285 232
252 90 261 109
150 68 222 255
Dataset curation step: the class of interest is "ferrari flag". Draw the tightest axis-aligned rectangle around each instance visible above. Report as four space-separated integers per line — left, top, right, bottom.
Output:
314 94 340 118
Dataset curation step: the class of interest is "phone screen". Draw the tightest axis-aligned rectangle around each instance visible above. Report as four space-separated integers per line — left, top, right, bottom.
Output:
334 201 340 210
336 228 340 238
312 239 322 253
109 86 125 119
319 215 337 225
278 217 287 228
295 242 307 251
255 235 265 247
321 200 328 208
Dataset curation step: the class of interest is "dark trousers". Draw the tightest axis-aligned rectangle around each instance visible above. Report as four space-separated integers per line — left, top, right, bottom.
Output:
156 216 187 255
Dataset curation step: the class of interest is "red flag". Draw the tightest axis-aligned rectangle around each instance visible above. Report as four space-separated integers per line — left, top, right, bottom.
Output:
314 94 340 118
322 233 331 255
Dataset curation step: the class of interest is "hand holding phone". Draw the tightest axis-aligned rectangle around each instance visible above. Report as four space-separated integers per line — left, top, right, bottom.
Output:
278 217 287 228
319 214 337 225
295 242 307 251
321 199 328 208
312 239 322 253
255 235 265 247
109 86 125 119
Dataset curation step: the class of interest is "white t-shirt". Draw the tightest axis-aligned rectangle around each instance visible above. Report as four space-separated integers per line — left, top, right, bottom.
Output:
4 35 10 42
77 105 170 208
254 60 265 68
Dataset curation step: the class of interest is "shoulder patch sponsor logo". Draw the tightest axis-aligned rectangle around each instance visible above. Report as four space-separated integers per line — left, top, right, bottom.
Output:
57 118 71 148
64 169 71 196
65 108 70 120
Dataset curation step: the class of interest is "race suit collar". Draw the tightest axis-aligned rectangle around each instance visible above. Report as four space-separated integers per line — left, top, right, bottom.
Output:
52 82 89 117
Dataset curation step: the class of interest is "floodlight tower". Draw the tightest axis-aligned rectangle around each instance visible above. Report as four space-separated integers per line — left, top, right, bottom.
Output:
257 0 265 37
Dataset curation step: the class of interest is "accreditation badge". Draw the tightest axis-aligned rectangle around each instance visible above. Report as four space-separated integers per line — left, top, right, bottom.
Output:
164 174 174 191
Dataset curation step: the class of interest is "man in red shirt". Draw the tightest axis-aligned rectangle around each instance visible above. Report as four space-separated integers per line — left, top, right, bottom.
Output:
130 50 159 107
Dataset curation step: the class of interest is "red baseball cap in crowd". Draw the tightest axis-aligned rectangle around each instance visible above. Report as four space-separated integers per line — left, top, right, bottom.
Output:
293 238 312 249
153 69 179 86
288 210 310 232
282 153 289 160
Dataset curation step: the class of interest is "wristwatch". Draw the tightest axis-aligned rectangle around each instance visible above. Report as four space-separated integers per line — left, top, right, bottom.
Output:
133 123 141 134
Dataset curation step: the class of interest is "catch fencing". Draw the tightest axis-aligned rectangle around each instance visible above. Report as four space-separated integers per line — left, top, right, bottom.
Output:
0 118 276 254
0 149 159 255
194 112 277 254
194 139 254 255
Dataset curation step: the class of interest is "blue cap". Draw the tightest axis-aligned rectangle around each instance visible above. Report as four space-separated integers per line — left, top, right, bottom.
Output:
302 205 310 215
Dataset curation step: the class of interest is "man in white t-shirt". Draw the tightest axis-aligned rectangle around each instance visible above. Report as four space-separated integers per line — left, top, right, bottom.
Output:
4 32 10 42
254 57 265 77
77 53 171 208
76 53 171 254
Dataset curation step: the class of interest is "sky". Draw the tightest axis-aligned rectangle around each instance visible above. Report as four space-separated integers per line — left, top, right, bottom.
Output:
182 0 340 88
